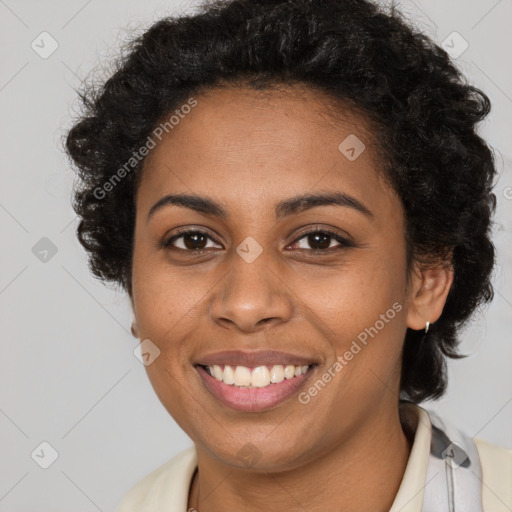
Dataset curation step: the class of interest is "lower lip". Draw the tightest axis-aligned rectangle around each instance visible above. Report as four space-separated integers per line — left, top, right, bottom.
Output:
195 365 316 412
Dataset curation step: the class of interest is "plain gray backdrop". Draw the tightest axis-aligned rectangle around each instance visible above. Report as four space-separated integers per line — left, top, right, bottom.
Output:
1 0 511 510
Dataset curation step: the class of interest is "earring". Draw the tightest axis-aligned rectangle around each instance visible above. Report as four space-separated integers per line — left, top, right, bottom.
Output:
425 321 430 334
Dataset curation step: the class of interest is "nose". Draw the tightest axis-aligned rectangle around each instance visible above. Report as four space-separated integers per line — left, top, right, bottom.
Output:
209 250 293 333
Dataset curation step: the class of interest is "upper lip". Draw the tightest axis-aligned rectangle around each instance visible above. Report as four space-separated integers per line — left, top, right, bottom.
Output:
194 350 317 368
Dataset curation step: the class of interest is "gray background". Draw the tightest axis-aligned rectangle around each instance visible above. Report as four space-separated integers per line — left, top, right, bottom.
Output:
0 0 511 510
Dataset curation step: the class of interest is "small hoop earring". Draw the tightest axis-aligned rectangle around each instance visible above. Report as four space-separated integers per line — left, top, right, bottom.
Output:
425 321 430 334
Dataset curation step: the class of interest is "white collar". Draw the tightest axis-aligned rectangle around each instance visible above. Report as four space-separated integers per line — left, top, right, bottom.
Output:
389 403 433 512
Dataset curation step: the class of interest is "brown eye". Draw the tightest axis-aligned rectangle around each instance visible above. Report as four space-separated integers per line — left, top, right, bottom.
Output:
291 229 353 252
163 230 222 251
182 232 208 250
305 232 331 250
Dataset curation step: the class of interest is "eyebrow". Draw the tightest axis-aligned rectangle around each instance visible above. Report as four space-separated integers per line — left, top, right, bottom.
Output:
147 191 373 222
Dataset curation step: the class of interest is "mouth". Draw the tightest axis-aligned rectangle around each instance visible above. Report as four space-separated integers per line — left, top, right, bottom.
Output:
194 362 318 412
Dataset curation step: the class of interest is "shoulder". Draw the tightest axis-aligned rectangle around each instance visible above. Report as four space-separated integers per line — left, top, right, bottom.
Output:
412 404 512 511
116 445 197 512
475 437 512 512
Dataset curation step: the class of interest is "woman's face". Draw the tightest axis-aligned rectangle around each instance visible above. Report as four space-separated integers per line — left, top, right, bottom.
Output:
131 85 422 469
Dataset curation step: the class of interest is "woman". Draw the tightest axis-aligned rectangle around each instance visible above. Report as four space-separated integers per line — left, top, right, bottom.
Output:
64 0 511 510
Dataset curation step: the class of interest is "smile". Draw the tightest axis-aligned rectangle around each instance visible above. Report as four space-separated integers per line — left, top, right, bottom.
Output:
195 363 317 412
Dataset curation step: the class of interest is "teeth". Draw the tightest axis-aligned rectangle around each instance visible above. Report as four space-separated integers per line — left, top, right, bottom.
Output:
233 366 251 386
251 366 270 387
223 365 235 385
206 364 311 388
284 365 295 379
212 365 223 381
270 365 284 383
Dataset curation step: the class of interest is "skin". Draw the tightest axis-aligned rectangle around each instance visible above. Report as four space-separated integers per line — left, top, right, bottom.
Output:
129 84 454 512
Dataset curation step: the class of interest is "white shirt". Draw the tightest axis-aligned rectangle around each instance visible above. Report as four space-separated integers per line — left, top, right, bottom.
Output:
116 404 512 511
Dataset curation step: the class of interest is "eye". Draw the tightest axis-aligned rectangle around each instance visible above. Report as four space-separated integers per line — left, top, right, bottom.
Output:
162 227 353 254
288 229 353 252
162 229 222 252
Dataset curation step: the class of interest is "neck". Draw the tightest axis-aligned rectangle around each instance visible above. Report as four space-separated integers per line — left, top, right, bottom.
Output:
188 403 413 512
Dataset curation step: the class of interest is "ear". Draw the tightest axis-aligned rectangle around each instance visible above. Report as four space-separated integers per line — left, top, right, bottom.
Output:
406 260 454 331
130 295 139 338
128 290 140 338
131 314 140 338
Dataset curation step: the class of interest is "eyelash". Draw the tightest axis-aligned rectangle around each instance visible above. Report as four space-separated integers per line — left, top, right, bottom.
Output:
161 227 353 254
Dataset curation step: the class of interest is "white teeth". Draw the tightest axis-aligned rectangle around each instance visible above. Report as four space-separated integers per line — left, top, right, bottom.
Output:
251 366 271 387
233 366 251 386
284 365 295 379
270 365 284 383
206 363 311 388
223 365 235 385
213 365 223 381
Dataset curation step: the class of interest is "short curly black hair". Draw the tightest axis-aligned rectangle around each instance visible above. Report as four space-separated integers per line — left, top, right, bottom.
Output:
64 0 498 403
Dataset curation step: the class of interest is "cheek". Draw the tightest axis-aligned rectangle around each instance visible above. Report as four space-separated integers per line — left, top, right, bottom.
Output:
131 238 207 338
299 250 406 334
299 247 407 387
143 357 199 437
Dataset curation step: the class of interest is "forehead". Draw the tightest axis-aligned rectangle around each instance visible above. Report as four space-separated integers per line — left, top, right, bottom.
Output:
137 85 398 219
